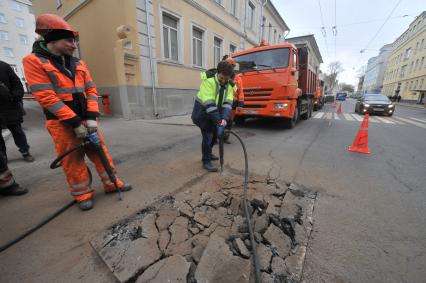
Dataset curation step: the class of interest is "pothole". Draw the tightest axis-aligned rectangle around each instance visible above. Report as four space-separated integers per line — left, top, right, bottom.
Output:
91 173 317 283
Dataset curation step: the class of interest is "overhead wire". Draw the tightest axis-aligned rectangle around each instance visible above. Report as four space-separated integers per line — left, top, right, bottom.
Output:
317 0 329 57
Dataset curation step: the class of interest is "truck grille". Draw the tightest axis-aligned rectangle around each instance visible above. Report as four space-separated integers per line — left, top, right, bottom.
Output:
243 88 273 101
242 104 266 108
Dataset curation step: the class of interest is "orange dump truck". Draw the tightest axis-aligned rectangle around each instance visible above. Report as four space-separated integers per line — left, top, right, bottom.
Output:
232 36 323 128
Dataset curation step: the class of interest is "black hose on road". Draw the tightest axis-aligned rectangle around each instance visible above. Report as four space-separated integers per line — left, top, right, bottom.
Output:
221 130 261 283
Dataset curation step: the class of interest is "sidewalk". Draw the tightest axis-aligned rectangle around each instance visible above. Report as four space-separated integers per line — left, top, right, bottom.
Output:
395 102 425 109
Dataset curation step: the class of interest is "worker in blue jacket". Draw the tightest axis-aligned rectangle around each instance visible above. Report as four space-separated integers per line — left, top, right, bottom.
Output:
191 61 236 172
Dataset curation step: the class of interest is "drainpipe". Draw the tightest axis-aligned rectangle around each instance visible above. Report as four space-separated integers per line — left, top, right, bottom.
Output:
145 0 159 117
260 0 268 44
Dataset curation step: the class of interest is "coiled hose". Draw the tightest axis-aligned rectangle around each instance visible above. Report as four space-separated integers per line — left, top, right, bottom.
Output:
0 142 92 253
221 130 261 283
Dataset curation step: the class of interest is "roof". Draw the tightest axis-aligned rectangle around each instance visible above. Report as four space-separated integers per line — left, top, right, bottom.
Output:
285 34 323 63
265 1 290 32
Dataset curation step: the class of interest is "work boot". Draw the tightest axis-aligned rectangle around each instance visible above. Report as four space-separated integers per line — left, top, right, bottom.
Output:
0 183 28 196
105 183 133 194
22 153 35 162
203 162 218 172
78 198 94 211
210 154 219 161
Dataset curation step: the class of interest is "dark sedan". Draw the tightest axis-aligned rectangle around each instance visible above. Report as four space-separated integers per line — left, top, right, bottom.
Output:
355 94 395 116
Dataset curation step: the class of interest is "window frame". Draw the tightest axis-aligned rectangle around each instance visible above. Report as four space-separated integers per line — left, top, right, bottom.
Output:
15 17 24 28
160 9 183 64
0 13 7 24
229 43 237 55
12 1 22 12
191 23 206 68
19 33 28 45
213 34 224 68
3 47 15 58
0 30 9 41
230 0 237 17
247 1 255 31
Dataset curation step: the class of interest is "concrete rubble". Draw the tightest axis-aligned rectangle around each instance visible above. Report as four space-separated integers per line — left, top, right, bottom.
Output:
90 174 317 282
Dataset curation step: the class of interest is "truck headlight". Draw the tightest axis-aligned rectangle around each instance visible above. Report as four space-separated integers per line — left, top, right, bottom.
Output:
364 104 370 108
274 103 288 109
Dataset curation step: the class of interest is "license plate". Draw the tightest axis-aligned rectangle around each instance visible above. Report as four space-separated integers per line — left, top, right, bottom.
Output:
373 108 384 111
244 110 258 114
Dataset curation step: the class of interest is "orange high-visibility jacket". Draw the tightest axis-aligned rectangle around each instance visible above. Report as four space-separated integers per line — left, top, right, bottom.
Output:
23 45 99 127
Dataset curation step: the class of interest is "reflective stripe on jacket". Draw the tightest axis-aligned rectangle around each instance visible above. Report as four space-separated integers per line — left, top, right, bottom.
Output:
22 53 99 127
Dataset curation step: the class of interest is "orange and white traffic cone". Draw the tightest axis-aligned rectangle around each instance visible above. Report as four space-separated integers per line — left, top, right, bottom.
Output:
348 114 371 154
337 103 342 114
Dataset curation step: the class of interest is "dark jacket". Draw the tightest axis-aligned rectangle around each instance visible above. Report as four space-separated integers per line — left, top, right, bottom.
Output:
0 61 25 125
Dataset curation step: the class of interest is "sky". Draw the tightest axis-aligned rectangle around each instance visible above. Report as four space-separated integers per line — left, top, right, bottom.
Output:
271 0 426 86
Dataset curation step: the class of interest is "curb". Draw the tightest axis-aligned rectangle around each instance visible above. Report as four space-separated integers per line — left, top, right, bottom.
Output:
395 103 425 110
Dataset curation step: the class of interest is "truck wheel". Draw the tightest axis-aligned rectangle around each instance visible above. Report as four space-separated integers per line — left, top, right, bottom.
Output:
300 102 309 120
234 116 246 125
283 105 298 129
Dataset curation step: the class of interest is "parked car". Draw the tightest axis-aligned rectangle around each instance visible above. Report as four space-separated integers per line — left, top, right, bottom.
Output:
336 92 347 101
355 94 395 116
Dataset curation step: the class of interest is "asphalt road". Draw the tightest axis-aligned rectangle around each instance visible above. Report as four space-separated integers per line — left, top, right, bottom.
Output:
0 100 425 282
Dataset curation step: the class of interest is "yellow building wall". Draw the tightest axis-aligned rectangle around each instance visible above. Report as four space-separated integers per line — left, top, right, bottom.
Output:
32 0 140 88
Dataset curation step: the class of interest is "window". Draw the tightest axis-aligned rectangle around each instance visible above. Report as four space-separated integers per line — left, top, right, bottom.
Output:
0 13 6 23
421 57 425 70
56 0 62 9
12 1 22 12
400 65 407 78
229 44 237 55
234 48 290 72
3 47 14 57
230 0 237 16
192 27 204 67
274 29 277 44
0 30 8 41
247 2 255 30
421 39 425 50
19 34 28 45
162 13 179 61
415 59 419 71
416 41 420 52
409 61 414 73
404 48 411 61
213 36 222 67
15 17 24 28
28 5 33 14
278 34 282 43
420 79 424 90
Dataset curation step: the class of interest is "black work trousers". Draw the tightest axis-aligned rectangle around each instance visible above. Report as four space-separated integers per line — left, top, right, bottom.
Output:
0 123 30 159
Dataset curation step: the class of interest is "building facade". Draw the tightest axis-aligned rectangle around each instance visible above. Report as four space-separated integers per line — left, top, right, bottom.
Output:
0 0 35 87
32 0 289 119
363 44 392 93
383 11 426 103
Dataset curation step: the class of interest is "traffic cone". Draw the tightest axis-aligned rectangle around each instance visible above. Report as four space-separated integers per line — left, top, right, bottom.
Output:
348 114 371 154
337 103 342 114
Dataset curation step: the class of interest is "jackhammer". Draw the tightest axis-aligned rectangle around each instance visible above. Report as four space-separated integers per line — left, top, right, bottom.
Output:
217 126 261 283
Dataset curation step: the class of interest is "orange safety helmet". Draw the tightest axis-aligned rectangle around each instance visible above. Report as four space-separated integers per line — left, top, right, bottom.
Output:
35 14 78 37
225 57 236 67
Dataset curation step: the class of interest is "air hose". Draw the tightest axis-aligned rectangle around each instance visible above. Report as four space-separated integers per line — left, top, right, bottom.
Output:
219 130 261 283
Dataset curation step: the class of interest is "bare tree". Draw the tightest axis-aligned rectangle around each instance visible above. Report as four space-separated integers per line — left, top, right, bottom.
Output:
356 65 367 92
339 83 355 93
323 61 343 93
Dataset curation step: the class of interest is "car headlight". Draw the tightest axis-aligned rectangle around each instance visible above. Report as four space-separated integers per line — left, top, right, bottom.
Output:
364 104 370 107
274 103 288 109
388 104 394 108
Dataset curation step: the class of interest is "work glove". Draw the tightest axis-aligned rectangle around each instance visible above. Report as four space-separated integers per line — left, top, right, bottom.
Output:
86 119 98 134
74 124 88 139
87 131 101 145
218 119 227 127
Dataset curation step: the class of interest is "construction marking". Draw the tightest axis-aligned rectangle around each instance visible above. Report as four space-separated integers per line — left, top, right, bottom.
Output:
351 114 364 121
333 113 341 120
314 112 325 119
343 114 355 121
408 117 426 123
374 116 394 124
393 116 426 129
324 112 333 119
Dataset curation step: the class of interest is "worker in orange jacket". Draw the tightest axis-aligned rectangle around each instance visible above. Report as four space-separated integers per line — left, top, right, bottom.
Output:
223 56 244 143
23 14 132 211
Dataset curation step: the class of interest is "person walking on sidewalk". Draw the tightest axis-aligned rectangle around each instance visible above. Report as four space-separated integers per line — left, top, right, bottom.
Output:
0 60 34 163
191 61 235 172
0 152 27 196
23 14 132 211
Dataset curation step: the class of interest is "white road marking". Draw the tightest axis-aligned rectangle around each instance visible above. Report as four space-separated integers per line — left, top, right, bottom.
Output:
393 116 426 129
408 117 426 123
374 116 394 124
314 112 324 119
389 119 405 125
333 113 341 120
343 114 355 121
351 114 364 121
324 112 333 119
369 117 380 123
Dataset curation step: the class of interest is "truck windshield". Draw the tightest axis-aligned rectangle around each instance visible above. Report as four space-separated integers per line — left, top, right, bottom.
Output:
234 48 290 73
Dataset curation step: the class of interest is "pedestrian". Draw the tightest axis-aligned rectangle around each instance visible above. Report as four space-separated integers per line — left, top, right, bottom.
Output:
22 14 132 211
191 61 235 172
222 56 244 144
0 60 34 163
0 151 27 196
397 95 401 102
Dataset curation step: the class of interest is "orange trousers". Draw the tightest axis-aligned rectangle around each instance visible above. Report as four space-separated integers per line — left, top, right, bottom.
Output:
46 120 123 202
